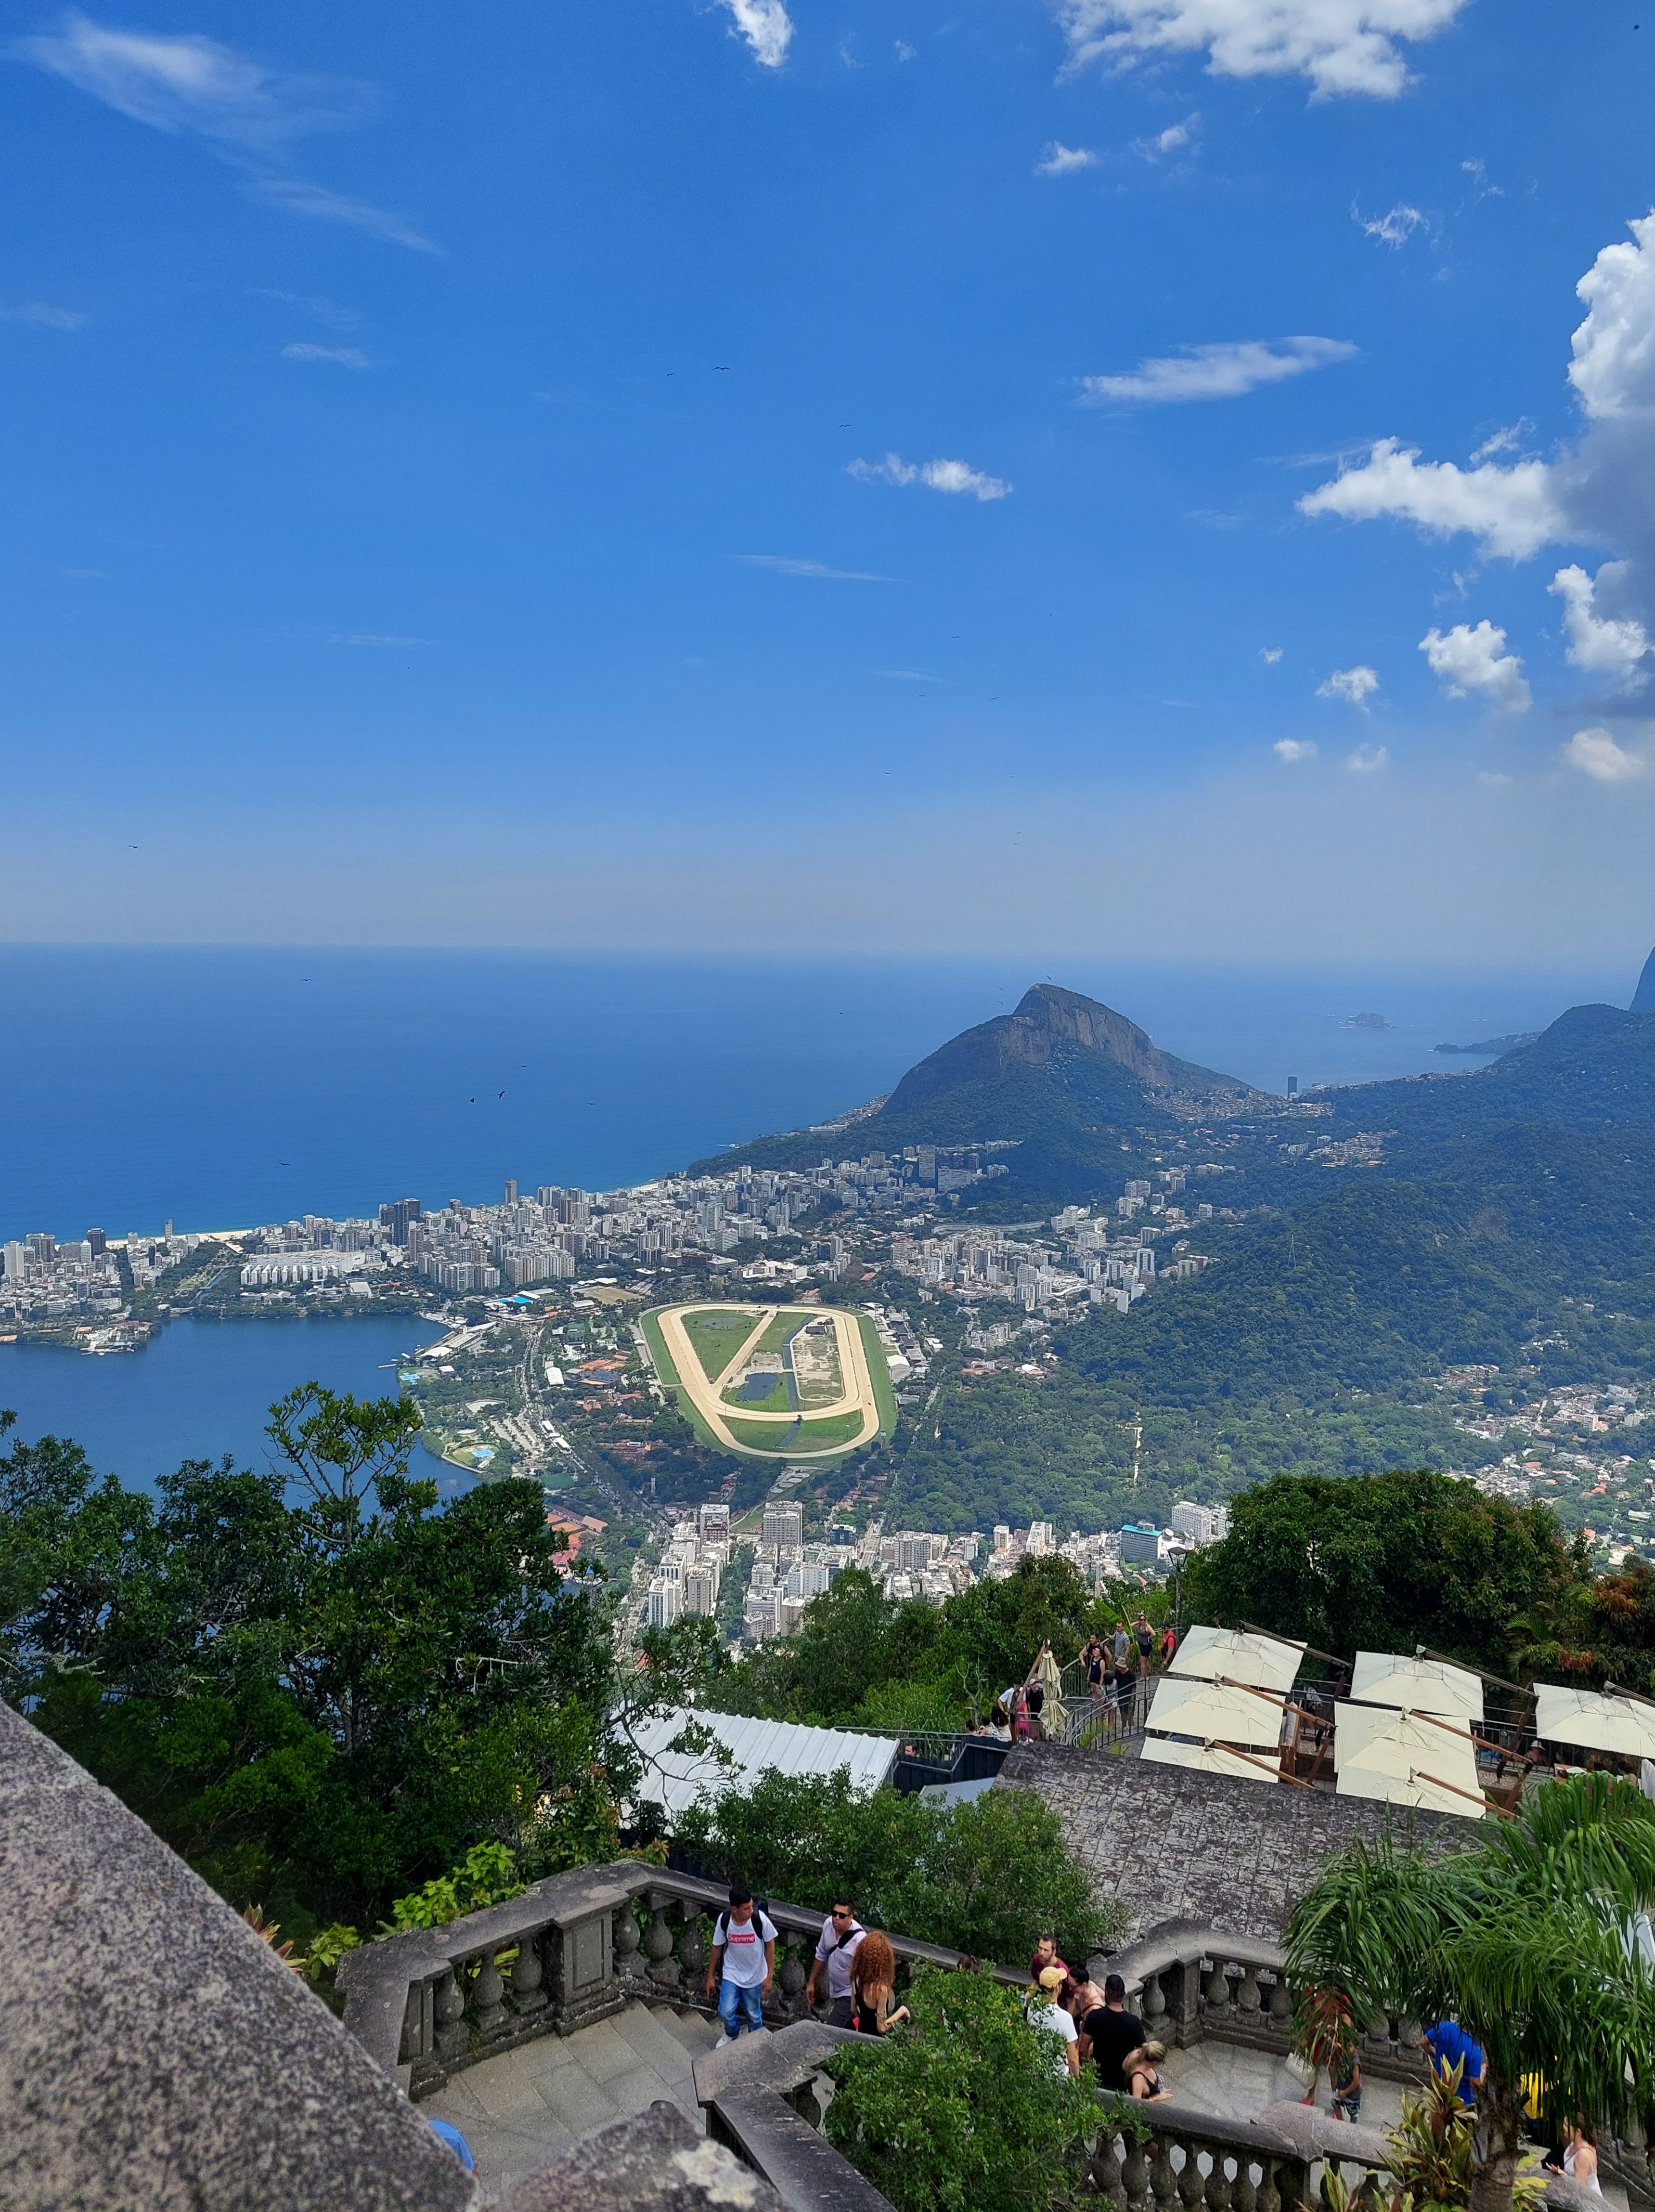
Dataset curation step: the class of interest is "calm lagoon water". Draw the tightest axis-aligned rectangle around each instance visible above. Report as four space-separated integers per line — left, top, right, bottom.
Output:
0 1314 447 1496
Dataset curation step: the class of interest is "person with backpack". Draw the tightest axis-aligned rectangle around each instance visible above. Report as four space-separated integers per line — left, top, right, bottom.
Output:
704 1885 778 2046
805 1896 866 2028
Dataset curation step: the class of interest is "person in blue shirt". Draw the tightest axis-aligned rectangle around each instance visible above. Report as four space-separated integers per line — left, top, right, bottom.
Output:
1424 2020 1487 2106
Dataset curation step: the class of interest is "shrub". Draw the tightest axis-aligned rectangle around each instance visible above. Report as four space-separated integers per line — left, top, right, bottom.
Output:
824 1966 1098 2212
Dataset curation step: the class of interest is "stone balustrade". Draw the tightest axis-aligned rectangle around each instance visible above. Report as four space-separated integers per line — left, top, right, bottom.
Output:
338 1860 1023 2102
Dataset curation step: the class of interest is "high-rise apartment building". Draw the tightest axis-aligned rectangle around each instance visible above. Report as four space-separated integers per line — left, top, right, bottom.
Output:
761 1503 803 1549
378 1198 422 1246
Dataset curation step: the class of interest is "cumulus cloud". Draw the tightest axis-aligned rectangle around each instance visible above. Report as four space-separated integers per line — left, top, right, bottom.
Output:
1563 727 1644 781
17 15 437 252
1318 665 1380 708
1036 141 1099 174
716 0 792 68
1296 208 1655 656
282 342 371 367
1082 335 1356 405
1048 0 1471 100
1274 738 1316 760
1261 646 1284 663
1134 112 1199 158
1298 438 1565 560
736 554 891 580
1418 620 1531 709
1548 562 1651 689
1348 742 1388 771
1355 202 1425 247
848 452 1012 501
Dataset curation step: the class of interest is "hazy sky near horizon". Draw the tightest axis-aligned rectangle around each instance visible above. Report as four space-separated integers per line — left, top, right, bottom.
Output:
4 0 1655 967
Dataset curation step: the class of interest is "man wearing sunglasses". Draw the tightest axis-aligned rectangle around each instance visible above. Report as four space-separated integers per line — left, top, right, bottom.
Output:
805 1897 866 2029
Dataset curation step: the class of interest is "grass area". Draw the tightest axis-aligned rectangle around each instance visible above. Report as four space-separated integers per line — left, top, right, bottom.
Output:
640 1306 722 1449
747 1310 809 1362
857 1312 900 1440
726 1415 803 1450
680 1307 759 1383
797 1409 869 1447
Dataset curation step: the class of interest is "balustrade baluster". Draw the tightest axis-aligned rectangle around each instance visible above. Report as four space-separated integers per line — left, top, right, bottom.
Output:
472 1949 506 2037
511 1930 546 2017
1267 1976 1293 2030
1142 1971 1167 2028
644 1894 679 1987
1363 2013 1391 2055
433 1967 468 2061
1204 2150 1234 2212
677 1911 710 1991
1256 2157 1285 2212
1176 2136 1207 2212
1122 2137 1152 2212
780 1932 808 2018
1090 2128 1127 2209
1236 1966 1262 2019
1148 2132 1180 2212
1234 2158 1259 2212
1397 2018 1422 2055
1202 1961 1228 2010
613 1900 643 1982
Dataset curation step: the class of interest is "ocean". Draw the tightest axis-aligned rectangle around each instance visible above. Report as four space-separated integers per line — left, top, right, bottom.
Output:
0 945 1633 1484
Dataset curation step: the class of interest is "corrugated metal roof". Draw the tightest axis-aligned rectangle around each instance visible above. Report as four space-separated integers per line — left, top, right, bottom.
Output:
629 1706 898 1821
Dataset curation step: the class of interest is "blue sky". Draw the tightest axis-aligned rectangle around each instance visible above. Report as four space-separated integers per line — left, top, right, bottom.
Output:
3 0 1654 970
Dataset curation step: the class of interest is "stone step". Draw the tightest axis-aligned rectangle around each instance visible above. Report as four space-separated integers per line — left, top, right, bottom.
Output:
608 2002 703 2085
650 2003 722 2055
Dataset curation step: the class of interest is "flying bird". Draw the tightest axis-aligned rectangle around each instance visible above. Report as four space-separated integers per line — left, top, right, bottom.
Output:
713 364 731 371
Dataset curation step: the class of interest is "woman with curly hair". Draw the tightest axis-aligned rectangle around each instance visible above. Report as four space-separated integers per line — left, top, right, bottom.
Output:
849 1931 911 2036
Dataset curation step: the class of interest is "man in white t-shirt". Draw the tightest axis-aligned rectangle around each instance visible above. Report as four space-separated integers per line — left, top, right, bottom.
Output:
704 1885 778 2046
1026 1964 1080 2079
805 1898 865 2028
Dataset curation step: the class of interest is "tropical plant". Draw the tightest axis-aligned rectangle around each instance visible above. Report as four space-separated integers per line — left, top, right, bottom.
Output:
1286 1773 1655 2212
1321 2069 1546 2212
824 1965 1099 2212
385 1842 526 1930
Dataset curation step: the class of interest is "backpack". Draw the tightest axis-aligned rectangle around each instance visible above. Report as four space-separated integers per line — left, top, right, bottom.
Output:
716 1900 773 1945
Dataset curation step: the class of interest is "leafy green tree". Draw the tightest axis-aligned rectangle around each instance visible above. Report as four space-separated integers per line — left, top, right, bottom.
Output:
1285 1773 1655 2212
2 1390 622 1933
674 1766 1122 1966
1181 1469 1573 1672
1511 1561 1655 1698
824 1965 1099 2212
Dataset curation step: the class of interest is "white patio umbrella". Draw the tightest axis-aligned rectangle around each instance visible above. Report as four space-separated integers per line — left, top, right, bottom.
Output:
1534 1684 1655 1762
1350 1652 1484 1723
1168 1624 1305 1694
1147 1674 1283 1748
1141 1733 1284 1785
1334 1702 1486 1819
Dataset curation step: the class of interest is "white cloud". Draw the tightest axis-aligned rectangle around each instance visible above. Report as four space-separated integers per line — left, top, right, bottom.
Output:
1297 438 1565 560
1418 620 1531 709
1348 742 1388 771
1049 0 1471 100
1461 156 1501 199
17 16 437 252
1318 665 1380 708
894 40 917 60
1082 334 1356 405
252 176 439 253
282 342 371 368
1134 111 1199 158
876 669 937 682
1261 646 1284 663
1563 727 1644 781
1470 420 1532 462
1478 770 1512 787
17 14 364 147
1549 563 1651 689
0 299 87 329
1036 141 1099 174
1274 738 1316 760
716 0 793 68
1568 213 1655 421
847 452 1012 501
736 554 891 580
1355 202 1424 247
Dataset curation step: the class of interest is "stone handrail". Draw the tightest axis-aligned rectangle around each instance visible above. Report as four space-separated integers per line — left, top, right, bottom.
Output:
1101 1919 1296 2051
337 1860 1026 2100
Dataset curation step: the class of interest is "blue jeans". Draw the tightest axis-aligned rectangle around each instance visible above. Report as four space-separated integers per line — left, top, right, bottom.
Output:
718 1979 764 2038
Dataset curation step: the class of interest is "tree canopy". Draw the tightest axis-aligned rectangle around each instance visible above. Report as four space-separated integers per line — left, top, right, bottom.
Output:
1181 1468 1575 1673
0 1392 624 1939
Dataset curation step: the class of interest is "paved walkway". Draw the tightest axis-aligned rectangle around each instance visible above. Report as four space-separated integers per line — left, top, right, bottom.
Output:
418 2001 722 2198
1159 2040 1408 2134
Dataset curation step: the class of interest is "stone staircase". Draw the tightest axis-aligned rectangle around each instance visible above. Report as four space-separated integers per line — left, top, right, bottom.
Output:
419 2001 724 2198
